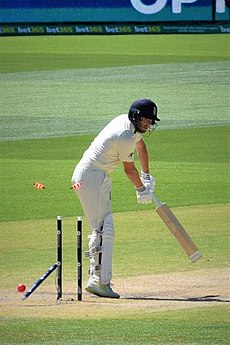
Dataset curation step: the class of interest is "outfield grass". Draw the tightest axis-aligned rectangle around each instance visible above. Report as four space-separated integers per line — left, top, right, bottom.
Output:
0 35 229 73
1 205 229 291
0 60 229 140
0 126 229 222
0 34 230 345
1 306 229 345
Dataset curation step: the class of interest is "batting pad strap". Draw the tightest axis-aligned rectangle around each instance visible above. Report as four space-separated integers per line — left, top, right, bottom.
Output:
85 246 102 258
94 265 101 272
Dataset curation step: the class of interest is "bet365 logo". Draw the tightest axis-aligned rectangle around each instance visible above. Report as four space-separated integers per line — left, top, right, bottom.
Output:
130 0 226 14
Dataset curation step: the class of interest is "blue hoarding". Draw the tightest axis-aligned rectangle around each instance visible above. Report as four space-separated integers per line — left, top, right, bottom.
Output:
0 0 229 23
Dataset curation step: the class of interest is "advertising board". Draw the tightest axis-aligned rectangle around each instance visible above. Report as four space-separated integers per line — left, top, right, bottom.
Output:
0 0 229 23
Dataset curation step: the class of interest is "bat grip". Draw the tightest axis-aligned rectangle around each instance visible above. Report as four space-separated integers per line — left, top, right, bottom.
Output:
152 193 163 208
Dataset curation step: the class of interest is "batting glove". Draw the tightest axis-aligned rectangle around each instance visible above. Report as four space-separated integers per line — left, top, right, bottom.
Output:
136 185 153 204
140 171 156 192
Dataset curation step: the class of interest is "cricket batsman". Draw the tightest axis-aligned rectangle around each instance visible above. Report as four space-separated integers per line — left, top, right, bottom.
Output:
71 98 160 298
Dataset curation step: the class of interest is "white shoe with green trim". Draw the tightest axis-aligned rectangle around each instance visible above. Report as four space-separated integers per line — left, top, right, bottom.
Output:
85 283 120 299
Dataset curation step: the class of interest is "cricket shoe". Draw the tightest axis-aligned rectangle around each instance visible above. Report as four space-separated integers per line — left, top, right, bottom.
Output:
85 283 120 299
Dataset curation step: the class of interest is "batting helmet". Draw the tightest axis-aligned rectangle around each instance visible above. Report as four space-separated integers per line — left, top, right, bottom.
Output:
128 98 160 133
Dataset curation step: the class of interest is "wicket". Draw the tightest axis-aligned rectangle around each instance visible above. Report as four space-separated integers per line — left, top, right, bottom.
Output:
77 216 82 301
56 216 62 301
56 215 83 301
22 216 83 302
22 262 59 300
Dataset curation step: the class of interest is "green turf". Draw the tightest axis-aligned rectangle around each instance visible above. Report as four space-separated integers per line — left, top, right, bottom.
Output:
0 61 229 140
0 35 229 141
1 204 229 289
1 306 229 345
0 126 229 222
1 35 229 73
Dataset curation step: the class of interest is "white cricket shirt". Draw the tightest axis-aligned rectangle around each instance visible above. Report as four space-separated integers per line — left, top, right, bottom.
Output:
81 114 142 173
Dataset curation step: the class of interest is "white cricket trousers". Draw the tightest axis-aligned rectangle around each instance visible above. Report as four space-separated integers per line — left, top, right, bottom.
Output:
71 162 115 285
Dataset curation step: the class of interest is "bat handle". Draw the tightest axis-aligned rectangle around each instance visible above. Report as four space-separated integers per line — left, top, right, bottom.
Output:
152 193 163 208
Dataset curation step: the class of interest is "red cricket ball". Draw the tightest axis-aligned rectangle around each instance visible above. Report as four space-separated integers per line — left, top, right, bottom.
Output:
17 284 26 293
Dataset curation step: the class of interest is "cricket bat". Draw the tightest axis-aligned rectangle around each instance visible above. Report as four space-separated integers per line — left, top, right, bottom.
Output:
152 193 202 263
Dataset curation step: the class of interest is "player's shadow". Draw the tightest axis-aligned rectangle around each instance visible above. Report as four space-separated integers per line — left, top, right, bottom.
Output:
123 295 229 303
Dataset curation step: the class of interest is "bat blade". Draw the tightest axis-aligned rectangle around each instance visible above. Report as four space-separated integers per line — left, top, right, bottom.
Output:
156 203 202 262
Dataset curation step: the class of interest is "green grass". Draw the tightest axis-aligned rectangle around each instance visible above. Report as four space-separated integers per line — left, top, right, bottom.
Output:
0 34 230 345
1 307 229 345
0 204 229 290
0 35 229 73
0 126 229 222
0 60 229 140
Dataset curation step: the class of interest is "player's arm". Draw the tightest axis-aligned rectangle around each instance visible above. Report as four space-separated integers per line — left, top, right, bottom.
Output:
136 138 156 192
122 161 143 188
136 138 149 173
123 161 153 204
